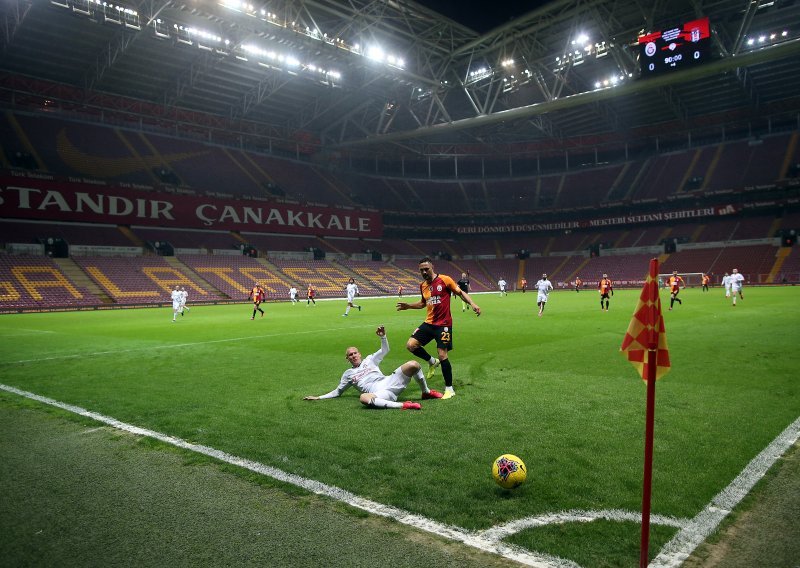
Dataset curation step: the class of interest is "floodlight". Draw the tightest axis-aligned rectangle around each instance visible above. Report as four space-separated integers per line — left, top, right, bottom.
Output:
367 46 385 61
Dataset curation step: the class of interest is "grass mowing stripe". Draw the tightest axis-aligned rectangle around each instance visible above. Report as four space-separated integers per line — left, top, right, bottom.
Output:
651 415 800 568
0 382 570 568
2 323 376 365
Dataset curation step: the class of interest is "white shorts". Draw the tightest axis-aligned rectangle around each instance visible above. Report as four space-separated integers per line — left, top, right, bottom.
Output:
172 301 181 311
537 292 549 303
347 295 356 303
731 286 742 293
370 367 411 401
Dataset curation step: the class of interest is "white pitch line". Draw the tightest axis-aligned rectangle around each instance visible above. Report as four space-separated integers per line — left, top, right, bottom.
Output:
2 324 372 365
650 415 800 568
478 509 690 543
0 383 568 568
0 329 56 338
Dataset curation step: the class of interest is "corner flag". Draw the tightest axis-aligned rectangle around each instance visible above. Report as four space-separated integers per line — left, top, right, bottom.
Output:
620 258 670 382
620 258 671 568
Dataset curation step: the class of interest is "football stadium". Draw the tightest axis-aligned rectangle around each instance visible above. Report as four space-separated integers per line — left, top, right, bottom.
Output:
1 0 799 566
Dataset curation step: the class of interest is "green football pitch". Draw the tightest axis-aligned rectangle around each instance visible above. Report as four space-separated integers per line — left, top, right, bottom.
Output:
1 286 798 566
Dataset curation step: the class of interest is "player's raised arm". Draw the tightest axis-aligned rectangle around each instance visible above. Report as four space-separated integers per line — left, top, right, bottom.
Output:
396 299 424 311
455 288 481 316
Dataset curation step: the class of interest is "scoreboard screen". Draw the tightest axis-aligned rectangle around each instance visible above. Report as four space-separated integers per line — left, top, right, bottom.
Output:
638 17 710 76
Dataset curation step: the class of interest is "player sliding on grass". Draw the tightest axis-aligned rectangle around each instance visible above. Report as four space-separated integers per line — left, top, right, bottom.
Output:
303 326 442 410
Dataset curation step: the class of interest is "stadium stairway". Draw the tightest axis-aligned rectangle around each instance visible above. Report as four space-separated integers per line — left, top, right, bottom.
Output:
7 111 45 171
53 258 113 304
329 259 368 284
220 148 263 190
677 148 702 193
779 132 798 178
118 226 146 248
440 240 460 260
162 257 228 299
564 256 591 284
318 236 346 255
767 248 792 283
231 232 249 245
701 145 724 191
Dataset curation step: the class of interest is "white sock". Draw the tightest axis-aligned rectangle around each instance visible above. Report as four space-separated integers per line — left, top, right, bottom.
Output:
414 370 430 393
345 307 351 315
370 397 402 409
429 357 437 366
445 386 455 394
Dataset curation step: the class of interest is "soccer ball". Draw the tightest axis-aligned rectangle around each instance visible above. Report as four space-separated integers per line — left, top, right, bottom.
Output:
492 454 527 489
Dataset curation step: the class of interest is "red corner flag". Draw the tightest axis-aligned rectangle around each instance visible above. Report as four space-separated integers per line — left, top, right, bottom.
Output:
620 258 671 568
620 258 670 382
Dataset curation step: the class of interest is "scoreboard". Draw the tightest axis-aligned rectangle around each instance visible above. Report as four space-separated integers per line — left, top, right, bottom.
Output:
638 17 711 76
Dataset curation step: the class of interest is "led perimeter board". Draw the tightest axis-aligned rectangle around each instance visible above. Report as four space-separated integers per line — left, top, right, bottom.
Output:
638 17 711 76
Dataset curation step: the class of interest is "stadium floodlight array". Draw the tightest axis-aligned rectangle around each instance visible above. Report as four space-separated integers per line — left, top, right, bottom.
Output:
745 30 790 47
218 0 406 71
51 0 140 28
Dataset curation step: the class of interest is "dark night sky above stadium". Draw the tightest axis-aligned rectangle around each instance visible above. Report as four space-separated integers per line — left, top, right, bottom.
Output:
422 0 551 33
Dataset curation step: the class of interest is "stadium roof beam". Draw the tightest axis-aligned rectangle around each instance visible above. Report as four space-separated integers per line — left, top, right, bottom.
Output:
0 0 32 52
83 0 171 91
231 71 299 120
332 38 800 149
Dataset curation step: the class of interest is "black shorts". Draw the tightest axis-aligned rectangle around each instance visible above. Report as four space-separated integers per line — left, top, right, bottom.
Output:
600 293 610 300
411 322 453 352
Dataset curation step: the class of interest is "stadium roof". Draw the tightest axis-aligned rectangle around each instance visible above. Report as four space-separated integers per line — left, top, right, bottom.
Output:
1 0 799 158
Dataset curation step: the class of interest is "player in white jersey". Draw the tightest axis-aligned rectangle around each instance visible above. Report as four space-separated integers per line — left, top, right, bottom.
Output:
303 326 442 409
289 286 299 304
179 286 190 316
342 278 362 316
535 273 554 317
498 278 508 296
170 286 182 322
721 272 731 297
729 268 745 306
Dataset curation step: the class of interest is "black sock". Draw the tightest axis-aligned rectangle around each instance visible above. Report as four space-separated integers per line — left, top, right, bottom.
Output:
441 358 453 388
252 310 257 317
670 298 675 308
259 308 264 314
411 346 433 363
676 297 681 304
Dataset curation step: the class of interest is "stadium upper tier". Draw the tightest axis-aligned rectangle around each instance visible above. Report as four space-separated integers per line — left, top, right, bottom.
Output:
1 112 798 219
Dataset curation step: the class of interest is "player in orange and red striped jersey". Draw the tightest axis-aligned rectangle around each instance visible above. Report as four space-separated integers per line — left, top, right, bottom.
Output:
249 283 265 319
667 271 685 310
702 273 710 292
598 274 613 311
396 257 481 399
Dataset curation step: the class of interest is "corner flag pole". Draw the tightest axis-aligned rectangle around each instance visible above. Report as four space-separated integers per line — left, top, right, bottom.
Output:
619 257 671 568
640 347 657 568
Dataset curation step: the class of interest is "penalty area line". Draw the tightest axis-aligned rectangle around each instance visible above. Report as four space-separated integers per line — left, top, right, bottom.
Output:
0 383 569 568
